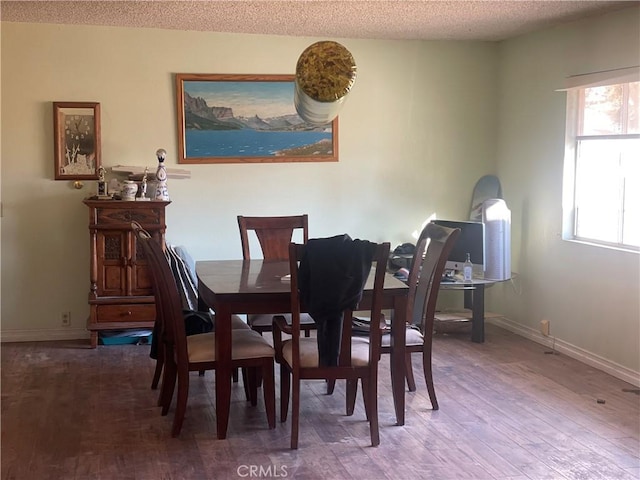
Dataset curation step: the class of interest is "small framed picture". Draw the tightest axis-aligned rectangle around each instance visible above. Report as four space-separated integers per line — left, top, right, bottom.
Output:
53 102 101 180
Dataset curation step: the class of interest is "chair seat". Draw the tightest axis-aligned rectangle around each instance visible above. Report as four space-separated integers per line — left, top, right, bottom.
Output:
282 337 370 368
352 318 424 347
229 314 251 330
187 330 275 363
248 313 315 328
382 327 423 347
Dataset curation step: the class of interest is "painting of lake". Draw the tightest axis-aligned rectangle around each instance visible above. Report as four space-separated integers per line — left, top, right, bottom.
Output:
176 74 338 164
186 130 332 158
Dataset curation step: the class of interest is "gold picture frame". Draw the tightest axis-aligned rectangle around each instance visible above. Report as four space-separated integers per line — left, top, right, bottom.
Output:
53 102 101 180
176 73 338 164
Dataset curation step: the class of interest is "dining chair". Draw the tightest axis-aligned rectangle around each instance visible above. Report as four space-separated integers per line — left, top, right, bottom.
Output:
144 235 251 394
272 238 390 449
237 214 316 336
134 222 276 437
351 221 460 410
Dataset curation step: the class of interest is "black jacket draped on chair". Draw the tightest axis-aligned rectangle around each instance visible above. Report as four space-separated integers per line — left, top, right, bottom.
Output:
298 234 375 366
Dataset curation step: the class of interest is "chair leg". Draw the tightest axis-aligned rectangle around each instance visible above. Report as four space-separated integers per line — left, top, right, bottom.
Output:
248 368 258 407
346 379 358 416
422 348 439 410
160 358 177 415
256 367 264 390
280 364 290 422
171 368 189 437
242 367 251 401
262 360 276 429
362 376 380 447
405 352 416 392
233 367 239 383
291 373 300 450
326 378 336 395
151 357 163 390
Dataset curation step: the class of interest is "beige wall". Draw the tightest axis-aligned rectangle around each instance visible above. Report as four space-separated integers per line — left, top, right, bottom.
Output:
1 7 639 384
0 23 497 336
489 7 640 382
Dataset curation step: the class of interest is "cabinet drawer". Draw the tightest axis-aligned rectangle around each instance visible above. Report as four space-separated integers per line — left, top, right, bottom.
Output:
96 304 156 323
96 208 163 226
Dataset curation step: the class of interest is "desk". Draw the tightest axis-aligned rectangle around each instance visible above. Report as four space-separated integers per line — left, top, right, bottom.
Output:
196 259 409 439
439 278 497 343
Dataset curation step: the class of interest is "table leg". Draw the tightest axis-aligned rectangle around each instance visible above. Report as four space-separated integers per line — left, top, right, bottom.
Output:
471 285 485 343
390 296 407 426
215 305 232 440
197 295 207 313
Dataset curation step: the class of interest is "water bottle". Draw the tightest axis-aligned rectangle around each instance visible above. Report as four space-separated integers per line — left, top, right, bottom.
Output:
463 253 473 282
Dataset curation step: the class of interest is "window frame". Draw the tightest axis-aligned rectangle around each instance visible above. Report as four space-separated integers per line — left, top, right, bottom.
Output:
562 80 639 253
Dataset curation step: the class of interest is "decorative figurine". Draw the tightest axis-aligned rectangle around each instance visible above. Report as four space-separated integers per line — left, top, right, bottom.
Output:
136 167 150 201
96 166 110 199
154 148 170 201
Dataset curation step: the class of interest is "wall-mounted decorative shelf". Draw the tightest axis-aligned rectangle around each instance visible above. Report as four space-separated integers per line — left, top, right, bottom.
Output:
111 165 191 179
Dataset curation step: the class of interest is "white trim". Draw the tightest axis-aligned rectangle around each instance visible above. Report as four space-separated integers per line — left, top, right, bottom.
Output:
488 317 640 388
557 66 640 91
0 328 90 343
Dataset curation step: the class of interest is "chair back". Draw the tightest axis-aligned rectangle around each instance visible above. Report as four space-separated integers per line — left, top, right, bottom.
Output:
238 215 308 261
409 222 461 334
133 222 190 368
288 240 390 374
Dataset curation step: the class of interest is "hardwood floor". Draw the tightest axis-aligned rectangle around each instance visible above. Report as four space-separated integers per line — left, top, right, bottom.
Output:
2 324 638 479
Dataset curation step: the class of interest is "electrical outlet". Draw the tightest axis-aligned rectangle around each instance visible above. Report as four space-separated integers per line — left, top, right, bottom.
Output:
61 311 71 327
540 319 550 336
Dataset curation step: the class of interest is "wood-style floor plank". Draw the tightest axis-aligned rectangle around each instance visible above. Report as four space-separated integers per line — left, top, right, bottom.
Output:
1 325 638 479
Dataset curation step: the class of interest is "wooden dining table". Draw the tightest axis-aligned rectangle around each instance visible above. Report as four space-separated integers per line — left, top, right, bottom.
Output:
196 258 410 440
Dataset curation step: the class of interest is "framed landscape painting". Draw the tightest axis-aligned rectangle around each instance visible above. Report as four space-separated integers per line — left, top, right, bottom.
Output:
175 73 338 164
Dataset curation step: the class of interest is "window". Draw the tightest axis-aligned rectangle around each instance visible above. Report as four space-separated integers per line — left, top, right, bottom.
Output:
563 76 639 251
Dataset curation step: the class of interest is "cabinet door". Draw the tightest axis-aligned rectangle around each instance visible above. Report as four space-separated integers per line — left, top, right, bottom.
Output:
129 230 159 297
96 230 127 296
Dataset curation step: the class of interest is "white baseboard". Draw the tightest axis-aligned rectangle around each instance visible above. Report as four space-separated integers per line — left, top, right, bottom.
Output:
488 317 640 388
0 328 89 343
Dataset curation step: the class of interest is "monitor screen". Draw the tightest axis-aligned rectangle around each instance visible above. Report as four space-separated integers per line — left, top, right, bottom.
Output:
432 219 484 276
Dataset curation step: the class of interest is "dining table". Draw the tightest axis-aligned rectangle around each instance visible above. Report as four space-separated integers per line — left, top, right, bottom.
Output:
196 258 409 440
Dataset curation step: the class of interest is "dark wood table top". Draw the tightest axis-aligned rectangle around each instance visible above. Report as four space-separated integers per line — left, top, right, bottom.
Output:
196 259 409 313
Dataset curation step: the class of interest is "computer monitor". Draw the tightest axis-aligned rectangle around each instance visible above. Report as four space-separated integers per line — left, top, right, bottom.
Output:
432 219 485 276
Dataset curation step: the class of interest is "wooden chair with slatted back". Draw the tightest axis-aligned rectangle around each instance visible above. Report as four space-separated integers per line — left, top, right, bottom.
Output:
350 221 460 411
238 215 316 336
134 222 276 437
140 231 250 396
272 240 390 449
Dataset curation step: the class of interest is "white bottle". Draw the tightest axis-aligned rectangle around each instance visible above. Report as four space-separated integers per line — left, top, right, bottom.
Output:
154 148 170 201
463 253 473 282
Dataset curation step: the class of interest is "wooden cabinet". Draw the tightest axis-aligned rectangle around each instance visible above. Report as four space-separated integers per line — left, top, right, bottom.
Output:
84 199 170 348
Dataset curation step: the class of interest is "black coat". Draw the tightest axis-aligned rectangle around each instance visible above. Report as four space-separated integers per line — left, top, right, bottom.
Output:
298 234 375 366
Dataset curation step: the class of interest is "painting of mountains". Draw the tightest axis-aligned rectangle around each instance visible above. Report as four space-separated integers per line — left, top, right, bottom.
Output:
176 74 338 164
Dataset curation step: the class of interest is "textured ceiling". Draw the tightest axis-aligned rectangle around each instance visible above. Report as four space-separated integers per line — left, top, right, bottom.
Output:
1 0 636 41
